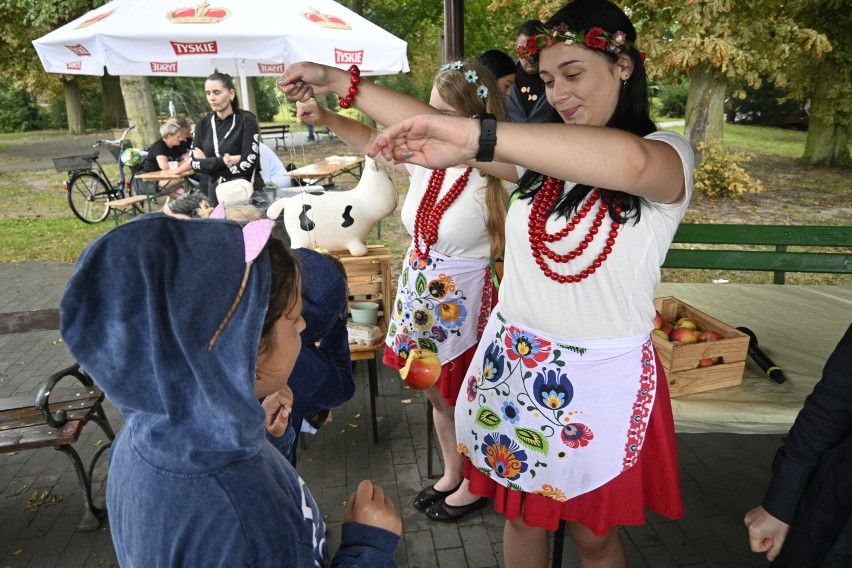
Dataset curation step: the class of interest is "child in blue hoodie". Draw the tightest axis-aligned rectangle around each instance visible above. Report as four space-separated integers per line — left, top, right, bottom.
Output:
60 214 401 567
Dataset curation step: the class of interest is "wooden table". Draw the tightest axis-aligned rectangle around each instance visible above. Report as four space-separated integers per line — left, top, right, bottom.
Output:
287 155 365 187
654 283 852 434
136 170 194 194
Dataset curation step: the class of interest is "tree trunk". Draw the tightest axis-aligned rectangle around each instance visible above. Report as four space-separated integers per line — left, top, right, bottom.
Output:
102 73 126 129
63 78 85 135
802 58 851 167
119 76 159 148
684 63 726 147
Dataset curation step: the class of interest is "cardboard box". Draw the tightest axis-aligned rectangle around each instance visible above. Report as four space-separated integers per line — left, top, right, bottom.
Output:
652 296 750 397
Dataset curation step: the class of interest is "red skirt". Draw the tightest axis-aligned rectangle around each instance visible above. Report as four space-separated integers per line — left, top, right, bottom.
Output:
463 351 684 536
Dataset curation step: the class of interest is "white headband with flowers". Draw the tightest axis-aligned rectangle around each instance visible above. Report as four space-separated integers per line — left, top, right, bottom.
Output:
438 61 489 100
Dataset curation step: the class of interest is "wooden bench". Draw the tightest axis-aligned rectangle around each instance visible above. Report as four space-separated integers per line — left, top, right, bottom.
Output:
662 224 852 283
337 246 393 443
107 194 150 225
260 124 291 150
313 127 335 142
0 309 116 531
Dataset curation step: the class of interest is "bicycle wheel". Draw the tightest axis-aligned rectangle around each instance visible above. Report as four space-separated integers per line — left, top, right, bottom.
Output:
67 172 111 223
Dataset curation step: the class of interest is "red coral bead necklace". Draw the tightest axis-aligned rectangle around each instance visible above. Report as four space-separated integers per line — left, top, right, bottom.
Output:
413 167 472 261
528 177 622 283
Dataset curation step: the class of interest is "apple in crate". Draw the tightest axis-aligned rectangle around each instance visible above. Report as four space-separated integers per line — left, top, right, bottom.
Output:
675 318 698 330
653 310 664 330
399 349 442 390
699 330 724 342
669 326 699 344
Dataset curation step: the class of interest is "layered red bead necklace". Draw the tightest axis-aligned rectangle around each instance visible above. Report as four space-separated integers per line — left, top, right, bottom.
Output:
528 177 622 283
413 167 473 261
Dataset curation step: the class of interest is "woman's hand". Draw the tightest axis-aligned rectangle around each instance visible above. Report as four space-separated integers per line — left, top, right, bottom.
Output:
296 98 328 127
370 114 479 170
277 62 344 102
344 480 403 535
262 385 293 437
222 153 242 167
192 148 206 160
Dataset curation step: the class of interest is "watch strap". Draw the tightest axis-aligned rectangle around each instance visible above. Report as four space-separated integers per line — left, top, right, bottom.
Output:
475 113 497 162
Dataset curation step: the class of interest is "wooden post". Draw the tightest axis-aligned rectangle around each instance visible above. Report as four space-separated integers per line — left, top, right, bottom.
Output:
443 0 464 60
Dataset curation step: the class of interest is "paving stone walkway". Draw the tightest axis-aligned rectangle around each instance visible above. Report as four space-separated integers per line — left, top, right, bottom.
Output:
1 258 781 567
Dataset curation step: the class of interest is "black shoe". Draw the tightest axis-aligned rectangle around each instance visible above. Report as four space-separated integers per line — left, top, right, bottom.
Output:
413 482 461 511
425 497 489 522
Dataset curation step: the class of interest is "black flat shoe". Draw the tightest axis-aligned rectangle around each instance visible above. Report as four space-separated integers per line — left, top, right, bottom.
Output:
413 482 462 511
425 497 489 522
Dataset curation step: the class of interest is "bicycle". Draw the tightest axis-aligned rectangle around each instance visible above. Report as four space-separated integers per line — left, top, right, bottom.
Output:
53 126 148 224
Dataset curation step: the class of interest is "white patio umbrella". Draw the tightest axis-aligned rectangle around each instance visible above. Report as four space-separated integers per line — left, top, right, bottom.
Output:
33 0 409 100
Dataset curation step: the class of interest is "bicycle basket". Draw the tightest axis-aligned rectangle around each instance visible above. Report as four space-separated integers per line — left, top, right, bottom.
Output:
52 154 97 172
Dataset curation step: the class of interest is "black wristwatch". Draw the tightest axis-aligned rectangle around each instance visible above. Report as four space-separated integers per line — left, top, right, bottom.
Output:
474 113 497 162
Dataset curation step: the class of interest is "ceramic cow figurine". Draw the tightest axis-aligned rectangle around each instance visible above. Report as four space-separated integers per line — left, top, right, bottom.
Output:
266 157 398 256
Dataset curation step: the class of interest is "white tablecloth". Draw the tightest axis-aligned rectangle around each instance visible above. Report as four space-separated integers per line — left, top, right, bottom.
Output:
654 284 852 434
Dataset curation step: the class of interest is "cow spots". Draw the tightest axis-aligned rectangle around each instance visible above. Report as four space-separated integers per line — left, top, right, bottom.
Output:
298 205 315 232
341 205 355 228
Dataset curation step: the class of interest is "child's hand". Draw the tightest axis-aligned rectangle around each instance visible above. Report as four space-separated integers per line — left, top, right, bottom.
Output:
261 385 293 437
344 480 402 535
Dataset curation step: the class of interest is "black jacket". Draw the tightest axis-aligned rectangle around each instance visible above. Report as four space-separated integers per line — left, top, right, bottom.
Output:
763 322 852 567
190 110 262 203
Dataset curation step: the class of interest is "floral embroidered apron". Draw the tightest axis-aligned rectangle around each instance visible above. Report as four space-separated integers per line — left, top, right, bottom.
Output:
455 306 657 501
386 244 492 364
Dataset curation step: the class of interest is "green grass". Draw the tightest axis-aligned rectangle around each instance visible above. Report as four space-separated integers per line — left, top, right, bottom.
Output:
658 122 809 160
1 217 111 262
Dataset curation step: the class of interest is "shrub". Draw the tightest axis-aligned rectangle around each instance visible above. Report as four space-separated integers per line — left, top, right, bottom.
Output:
654 78 689 119
0 81 41 133
693 139 764 198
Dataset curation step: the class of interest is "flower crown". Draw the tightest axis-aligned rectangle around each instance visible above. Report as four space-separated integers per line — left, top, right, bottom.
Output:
517 23 634 60
438 61 489 100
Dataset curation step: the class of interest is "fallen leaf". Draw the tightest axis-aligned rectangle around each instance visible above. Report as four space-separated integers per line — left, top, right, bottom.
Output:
346 423 358 428
353 413 361 419
13 550 24 556
400 399 413 405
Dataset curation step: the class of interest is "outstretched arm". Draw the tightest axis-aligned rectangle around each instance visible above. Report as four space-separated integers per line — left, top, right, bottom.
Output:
370 114 686 204
297 98 407 175
280 62 437 128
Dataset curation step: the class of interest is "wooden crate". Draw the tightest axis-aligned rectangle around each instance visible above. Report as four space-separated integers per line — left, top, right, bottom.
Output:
652 296 750 397
334 245 393 353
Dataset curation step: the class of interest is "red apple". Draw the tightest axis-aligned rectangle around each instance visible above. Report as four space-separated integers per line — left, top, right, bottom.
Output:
675 318 698 330
669 327 699 344
698 357 719 367
399 349 442 390
661 322 674 336
652 329 669 341
699 330 724 342
653 310 664 330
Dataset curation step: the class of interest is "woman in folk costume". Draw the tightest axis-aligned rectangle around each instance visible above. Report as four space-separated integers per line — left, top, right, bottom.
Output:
280 59 517 521
368 0 695 565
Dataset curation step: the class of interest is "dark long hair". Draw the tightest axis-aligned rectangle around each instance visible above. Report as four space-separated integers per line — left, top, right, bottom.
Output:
259 225 299 352
517 0 656 224
207 72 242 117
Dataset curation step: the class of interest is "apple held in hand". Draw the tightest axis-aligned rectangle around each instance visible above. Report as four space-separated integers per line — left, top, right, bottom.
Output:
399 349 442 390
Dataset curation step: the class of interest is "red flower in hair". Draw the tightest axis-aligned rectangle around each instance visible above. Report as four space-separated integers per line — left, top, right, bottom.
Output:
584 27 607 51
517 35 538 60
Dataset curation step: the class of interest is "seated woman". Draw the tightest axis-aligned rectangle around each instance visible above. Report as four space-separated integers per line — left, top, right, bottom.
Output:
140 122 194 194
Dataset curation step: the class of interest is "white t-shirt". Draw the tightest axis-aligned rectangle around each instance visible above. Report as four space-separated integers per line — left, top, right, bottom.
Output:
500 130 695 339
401 165 514 260
258 143 292 189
